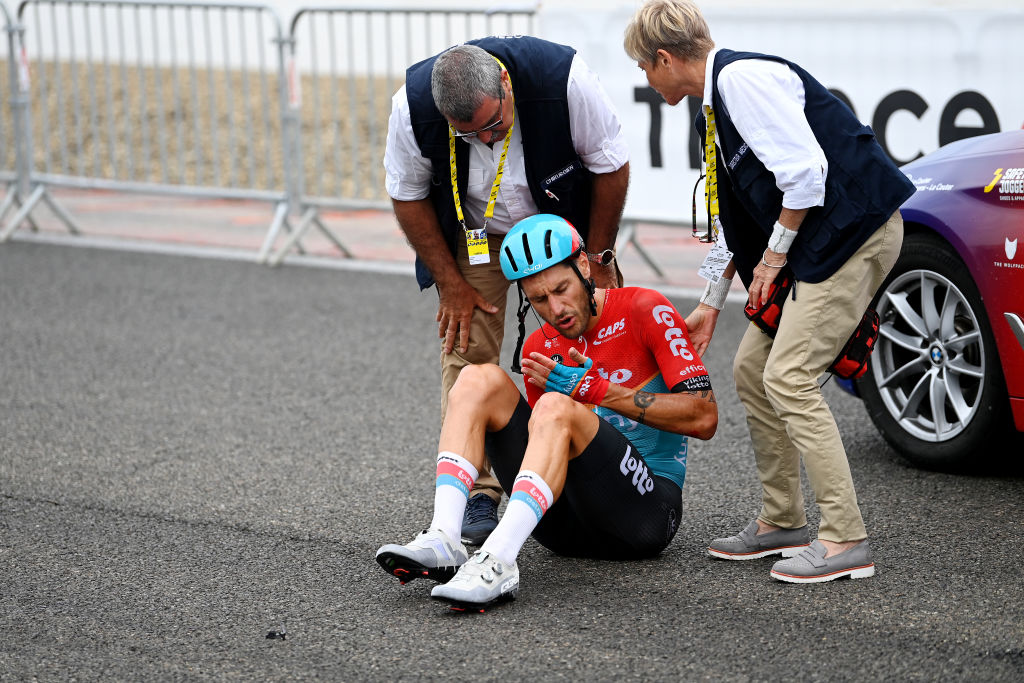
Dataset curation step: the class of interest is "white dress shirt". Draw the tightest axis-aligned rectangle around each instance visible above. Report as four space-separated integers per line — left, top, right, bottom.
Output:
702 48 828 210
384 55 629 235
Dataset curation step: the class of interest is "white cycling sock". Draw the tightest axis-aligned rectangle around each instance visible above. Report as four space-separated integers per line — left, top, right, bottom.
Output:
481 470 554 566
429 451 478 542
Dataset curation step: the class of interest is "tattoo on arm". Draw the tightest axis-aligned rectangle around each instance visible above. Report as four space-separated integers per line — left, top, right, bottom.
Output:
633 389 715 425
634 391 655 424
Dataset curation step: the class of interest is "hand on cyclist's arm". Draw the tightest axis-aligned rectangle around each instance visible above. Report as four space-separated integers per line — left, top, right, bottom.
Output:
523 348 717 440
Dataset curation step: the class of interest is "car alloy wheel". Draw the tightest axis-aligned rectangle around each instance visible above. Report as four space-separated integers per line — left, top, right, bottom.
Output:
872 269 982 442
857 233 1010 470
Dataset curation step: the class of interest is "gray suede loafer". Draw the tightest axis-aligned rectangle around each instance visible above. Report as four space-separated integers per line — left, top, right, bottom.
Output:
708 520 811 560
770 539 876 583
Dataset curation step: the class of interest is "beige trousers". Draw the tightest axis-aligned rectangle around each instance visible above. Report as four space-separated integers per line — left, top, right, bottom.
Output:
733 212 903 542
439 234 510 501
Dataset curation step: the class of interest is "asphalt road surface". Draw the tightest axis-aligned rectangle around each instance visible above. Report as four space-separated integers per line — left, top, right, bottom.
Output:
2 242 1022 681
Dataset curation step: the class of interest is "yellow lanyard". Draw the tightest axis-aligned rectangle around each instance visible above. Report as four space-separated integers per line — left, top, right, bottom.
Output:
704 105 720 240
448 57 515 234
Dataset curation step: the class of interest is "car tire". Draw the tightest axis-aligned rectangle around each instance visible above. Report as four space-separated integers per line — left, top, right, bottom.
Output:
855 232 1011 470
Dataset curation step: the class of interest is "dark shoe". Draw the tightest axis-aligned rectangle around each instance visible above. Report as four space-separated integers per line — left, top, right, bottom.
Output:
461 494 499 545
708 520 811 560
770 540 875 583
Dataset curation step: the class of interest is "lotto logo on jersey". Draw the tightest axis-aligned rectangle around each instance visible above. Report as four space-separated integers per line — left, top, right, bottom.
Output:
679 374 712 392
594 317 627 345
651 305 694 360
597 368 634 384
577 374 594 398
619 446 655 495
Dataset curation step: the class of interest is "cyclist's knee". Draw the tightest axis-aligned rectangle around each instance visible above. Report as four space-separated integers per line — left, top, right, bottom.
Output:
529 392 576 428
449 363 508 404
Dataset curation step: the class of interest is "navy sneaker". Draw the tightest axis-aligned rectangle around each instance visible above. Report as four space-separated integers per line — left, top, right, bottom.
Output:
461 494 499 545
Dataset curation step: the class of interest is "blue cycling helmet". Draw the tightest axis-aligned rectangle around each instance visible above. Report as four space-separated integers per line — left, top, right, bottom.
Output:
501 215 596 375
500 214 584 281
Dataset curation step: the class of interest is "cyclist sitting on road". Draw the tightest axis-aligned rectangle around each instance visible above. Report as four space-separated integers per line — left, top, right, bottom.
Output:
375 214 718 610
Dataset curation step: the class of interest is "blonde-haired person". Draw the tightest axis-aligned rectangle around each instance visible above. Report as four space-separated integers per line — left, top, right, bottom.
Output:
624 0 914 583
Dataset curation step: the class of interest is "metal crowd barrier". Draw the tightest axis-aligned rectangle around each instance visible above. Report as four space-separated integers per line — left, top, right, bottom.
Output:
1 0 313 249
0 0 540 259
1 0 17 216
263 5 537 265
1 0 80 239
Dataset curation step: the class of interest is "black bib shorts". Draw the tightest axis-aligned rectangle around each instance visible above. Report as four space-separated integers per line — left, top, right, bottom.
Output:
485 397 682 560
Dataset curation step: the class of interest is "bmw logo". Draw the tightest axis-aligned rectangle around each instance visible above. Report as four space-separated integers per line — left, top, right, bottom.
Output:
929 345 944 364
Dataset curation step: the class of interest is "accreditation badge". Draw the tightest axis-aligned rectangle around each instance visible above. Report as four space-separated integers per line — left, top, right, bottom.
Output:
465 228 490 265
698 241 733 283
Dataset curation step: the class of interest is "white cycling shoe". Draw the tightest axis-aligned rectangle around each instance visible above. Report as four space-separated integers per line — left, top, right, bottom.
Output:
430 550 519 611
375 528 469 585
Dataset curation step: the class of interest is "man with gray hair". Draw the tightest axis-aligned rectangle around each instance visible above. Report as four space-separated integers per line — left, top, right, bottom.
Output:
430 46 502 123
384 36 630 544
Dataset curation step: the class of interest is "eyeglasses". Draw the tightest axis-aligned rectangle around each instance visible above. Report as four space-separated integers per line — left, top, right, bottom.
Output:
450 90 504 138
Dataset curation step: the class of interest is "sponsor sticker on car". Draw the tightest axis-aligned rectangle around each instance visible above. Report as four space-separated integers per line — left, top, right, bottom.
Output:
993 235 1023 271
905 172 954 192
984 167 1024 202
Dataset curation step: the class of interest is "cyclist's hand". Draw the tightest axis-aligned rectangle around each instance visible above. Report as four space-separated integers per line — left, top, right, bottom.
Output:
522 348 609 405
684 304 720 358
437 278 499 354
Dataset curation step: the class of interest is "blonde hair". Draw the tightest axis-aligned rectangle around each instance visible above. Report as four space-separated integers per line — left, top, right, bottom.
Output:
623 0 714 65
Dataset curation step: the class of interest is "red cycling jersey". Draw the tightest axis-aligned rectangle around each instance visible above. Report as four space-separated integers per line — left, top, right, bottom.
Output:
522 287 711 489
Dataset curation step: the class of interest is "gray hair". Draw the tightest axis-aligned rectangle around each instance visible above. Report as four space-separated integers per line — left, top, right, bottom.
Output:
431 44 503 122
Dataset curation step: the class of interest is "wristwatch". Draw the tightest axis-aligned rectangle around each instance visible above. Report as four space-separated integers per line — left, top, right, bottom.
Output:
586 248 616 266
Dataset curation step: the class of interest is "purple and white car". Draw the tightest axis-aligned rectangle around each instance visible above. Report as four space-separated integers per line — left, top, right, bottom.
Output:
840 129 1024 469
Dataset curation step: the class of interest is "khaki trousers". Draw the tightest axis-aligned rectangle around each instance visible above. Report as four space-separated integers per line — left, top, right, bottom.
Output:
439 234 510 501
733 212 903 542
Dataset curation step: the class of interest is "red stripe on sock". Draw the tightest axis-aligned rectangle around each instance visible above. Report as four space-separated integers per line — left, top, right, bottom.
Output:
436 461 474 489
511 479 549 514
